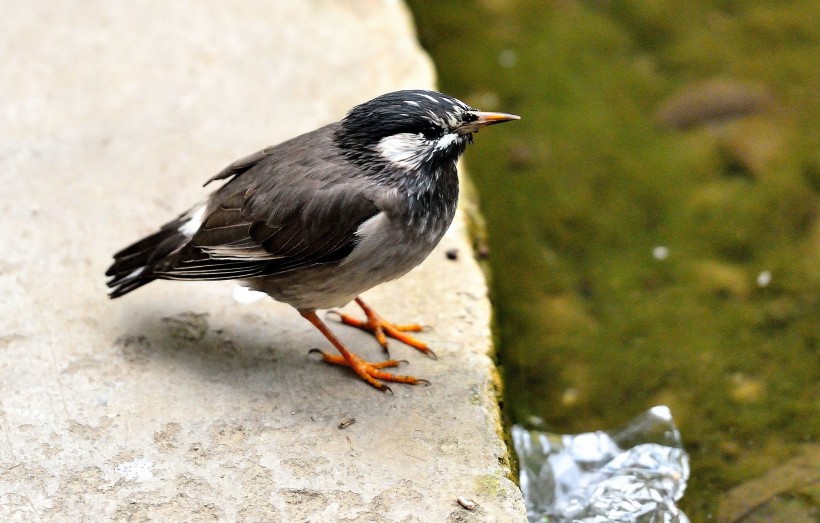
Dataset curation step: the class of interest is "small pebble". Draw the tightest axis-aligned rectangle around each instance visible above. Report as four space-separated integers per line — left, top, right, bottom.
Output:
338 417 356 430
457 497 477 511
445 248 459 261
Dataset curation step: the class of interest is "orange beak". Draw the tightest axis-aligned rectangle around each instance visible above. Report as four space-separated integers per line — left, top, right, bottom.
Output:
456 111 520 135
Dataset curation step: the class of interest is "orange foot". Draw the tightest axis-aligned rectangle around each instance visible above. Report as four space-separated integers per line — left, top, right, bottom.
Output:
308 349 429 392
330 297 437 359
301 310 430 392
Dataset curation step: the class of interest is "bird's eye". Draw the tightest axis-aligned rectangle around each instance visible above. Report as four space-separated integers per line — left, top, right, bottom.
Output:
420 125 441 140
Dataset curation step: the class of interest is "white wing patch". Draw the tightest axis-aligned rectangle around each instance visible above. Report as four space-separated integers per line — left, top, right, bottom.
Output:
179 204 207 237
342 212 392 267
202 245 277 260
202 236 286 260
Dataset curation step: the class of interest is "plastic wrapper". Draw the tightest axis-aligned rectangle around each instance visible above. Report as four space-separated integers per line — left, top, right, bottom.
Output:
512 406 690 522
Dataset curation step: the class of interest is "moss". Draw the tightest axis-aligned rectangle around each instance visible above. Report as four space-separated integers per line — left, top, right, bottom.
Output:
473 474 502 497
409 0 819 519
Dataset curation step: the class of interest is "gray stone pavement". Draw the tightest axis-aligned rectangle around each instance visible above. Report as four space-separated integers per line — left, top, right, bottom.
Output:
0 1 526 520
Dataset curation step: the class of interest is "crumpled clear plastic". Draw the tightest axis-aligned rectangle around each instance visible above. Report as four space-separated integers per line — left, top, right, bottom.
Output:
512 405 690 523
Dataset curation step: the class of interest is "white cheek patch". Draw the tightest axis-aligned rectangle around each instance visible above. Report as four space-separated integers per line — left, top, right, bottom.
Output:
435 133 458 151
376 132 429 170
179 204 206 237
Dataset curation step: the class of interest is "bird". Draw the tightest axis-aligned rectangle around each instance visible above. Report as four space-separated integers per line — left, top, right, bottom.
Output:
106 89 519 391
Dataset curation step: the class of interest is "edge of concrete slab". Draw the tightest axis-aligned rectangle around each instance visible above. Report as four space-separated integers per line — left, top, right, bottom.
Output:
0 1 527 520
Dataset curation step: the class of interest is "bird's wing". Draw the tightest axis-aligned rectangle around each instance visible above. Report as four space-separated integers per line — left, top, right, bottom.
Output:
202 146 275 187
153 125 381 281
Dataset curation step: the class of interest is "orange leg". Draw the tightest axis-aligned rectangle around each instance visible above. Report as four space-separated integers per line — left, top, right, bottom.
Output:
330 297 436 359
300 310 429 392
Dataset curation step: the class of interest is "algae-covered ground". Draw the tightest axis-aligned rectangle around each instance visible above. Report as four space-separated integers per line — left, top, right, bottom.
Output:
409 1 819 519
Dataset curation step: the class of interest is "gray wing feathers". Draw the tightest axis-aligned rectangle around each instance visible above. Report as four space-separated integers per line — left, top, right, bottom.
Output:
203 147 274 187
154 124 380 280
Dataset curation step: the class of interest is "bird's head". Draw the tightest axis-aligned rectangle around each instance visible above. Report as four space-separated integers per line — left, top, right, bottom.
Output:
335 90 519 174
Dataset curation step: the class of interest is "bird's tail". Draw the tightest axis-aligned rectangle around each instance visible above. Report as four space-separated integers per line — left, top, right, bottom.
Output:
105 219 188 298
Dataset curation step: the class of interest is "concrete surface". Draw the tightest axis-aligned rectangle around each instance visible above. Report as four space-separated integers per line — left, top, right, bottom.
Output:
0 1 526 521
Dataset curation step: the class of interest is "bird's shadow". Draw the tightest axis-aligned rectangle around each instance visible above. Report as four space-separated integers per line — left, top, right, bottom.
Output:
110 304 394 404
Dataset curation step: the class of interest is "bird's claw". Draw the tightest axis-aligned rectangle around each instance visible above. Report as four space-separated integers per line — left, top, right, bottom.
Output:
310 349 427 391
331 298 435 358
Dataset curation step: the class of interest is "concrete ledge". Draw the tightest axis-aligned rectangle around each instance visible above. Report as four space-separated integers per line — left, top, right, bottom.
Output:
0 1 526 520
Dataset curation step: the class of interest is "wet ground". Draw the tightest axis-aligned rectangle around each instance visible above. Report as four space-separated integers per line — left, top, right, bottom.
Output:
409 1 819 519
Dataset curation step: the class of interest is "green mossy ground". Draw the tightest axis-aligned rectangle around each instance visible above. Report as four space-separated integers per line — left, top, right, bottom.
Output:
409 1 818 519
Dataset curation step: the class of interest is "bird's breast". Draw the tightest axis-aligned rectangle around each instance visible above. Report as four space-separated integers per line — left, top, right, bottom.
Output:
395 162 459 237
342 209 448 282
